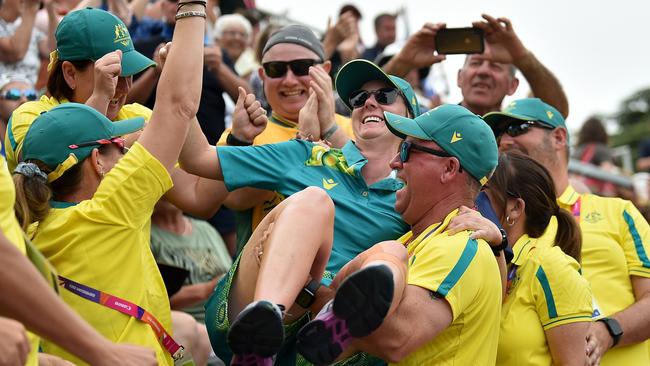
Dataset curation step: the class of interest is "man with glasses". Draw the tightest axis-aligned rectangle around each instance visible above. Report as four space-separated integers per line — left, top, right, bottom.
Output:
484 97 650 366
296 104 502 365
0 74 35 156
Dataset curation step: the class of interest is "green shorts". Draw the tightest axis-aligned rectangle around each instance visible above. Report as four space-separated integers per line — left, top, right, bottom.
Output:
205 254 385 366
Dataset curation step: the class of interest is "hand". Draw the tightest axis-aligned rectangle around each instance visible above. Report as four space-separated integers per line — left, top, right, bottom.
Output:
585 330 602 366
585 321 612 364
200 275 222 300
38 353 76 366
472 14 530 65
447 205 502 245
204 46 223 74
94 343 158 366
92 50 122 101
153 42 171 75
298 90 320 141
0 317 30 366
308 66 336 137
231 87 267 143
391 23 447 70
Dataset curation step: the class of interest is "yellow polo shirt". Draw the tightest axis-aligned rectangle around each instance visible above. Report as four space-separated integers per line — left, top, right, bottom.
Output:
541 185 650 365
218 112 354 253
33 143 173 366
496 235 593 366
0 156 39 366
393 209 502 366
4 95 152 172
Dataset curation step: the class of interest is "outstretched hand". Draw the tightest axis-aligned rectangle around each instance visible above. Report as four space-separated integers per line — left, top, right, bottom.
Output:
472 14 529 65
231 87 267 143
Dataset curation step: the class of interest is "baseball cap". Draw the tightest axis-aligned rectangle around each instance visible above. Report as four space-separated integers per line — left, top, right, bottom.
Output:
262 24 325 61
23 103 144 182
52 8 155 76
385 104 498 185
483 98 566 133
335 59 421 117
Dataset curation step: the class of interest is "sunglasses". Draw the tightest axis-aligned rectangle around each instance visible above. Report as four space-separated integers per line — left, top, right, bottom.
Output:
497 121 554 138
68 137 128 154
2 88 38 101
399 140 465 173
349 87 400 109
262 59 320 78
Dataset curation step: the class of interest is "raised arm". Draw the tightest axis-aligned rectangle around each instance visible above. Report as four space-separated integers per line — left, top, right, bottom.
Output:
0 0 40 63
472 14 569 118
382 23 447 78
137 1 205 170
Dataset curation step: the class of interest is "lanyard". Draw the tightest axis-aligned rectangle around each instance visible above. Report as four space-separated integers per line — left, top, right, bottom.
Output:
58 275 185 361
506 265 518 294
571 197 582 223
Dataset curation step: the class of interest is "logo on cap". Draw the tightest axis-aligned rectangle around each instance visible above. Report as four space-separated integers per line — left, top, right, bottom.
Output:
451 131 463 143
546 110 554 119
114 24 130 46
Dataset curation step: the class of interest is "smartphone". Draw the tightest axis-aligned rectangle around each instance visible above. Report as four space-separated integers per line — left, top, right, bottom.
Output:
435 27 484 55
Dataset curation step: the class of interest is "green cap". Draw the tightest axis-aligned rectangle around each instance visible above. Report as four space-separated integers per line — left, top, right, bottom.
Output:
385 104 498 185
54 8 155 76
23 103 144 182
335 59 421 117
483 98 565 132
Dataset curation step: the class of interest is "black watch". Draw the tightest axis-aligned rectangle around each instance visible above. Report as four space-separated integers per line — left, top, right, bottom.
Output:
295 279 321 308
597 317 623 347
226 132 252 146
492 228 509 257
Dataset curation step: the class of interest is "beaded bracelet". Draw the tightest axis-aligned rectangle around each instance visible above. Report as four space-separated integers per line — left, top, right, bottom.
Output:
177 0 206 12
175 10 207 20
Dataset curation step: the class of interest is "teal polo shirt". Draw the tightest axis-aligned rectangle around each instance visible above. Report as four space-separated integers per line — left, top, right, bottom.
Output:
217 139 409 284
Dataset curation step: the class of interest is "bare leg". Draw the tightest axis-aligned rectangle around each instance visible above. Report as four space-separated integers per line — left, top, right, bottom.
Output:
229 186 335 323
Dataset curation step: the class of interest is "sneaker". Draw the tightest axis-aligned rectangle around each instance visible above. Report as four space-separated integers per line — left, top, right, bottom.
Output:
228 300 284 366
296 265 394 364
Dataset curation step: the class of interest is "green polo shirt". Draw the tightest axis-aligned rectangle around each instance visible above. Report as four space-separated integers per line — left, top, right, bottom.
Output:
217 139 409 284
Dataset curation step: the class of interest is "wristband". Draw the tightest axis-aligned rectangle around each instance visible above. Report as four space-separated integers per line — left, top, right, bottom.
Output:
295 279 321 308
175 10 206 20
226 132 252 146
321 123 339 141
492 228 508 257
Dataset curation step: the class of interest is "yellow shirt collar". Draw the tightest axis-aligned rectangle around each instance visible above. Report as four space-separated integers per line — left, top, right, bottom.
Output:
558 184 580 207
510 234 535 266
402 209 460 254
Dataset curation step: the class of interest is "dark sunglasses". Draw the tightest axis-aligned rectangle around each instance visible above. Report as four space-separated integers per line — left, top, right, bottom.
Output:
2 88 38 101
399 140 465 173
262 59 320 78
349 87 400 109
497 120 554 138
68 137 128 154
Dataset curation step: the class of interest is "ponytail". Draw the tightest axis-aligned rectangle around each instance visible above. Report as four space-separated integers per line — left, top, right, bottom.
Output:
554 208 582 263
13 161 52 231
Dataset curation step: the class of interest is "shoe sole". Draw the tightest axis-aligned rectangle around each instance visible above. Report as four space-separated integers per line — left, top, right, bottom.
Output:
297 265 394 364
227 301 284 358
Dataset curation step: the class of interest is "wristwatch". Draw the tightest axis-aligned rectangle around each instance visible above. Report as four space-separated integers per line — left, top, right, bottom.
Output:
295 279 321 308
226 132 252 146
492 228 509 257
597 317 623 347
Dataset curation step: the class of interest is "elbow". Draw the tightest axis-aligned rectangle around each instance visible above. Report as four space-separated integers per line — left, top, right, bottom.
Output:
169 95 201 122
373 335 412 363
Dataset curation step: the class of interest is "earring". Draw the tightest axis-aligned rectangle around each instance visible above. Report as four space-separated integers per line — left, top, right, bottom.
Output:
100 168 105 178
506 215 516 226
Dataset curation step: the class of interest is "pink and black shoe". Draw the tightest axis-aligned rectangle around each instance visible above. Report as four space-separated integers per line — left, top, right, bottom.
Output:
228 301 284 366
296 265 394 365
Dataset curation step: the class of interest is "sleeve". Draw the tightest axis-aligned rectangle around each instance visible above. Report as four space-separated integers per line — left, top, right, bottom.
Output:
533 247 593 330
86 142 173 228
120 103 153 122
619 200 650 278
5 103 45 172
217 140 309 192
407 234 483 321
216 128 231 146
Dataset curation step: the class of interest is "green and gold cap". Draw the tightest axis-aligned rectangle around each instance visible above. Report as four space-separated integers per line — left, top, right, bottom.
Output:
22 103 144 182
52 8 155 76
385 104 498 185
483 98 566 133
335 59 421 117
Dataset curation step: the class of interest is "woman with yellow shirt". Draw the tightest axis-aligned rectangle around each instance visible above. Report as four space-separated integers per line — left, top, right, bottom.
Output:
11 3 212 365
484 152 593 366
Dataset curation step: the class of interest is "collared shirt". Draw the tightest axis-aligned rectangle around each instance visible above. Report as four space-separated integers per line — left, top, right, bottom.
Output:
5 95 152 172
540 185 650 365
393 209 501 366
33 143 173 366
217 139 408 284
216 112 355 255
496 235 592 366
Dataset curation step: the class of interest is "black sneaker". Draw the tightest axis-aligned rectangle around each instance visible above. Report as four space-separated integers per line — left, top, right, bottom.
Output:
296 265 394 364
228 300 284 365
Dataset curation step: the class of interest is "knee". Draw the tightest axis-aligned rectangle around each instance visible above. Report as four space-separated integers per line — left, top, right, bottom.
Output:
376 241 408 263
291 187 334 216
171 311 199 348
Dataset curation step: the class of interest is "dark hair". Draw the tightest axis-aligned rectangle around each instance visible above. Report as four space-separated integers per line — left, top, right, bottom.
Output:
374 13 396 30
489 151 582 261
13 145 110 230
46 60 93 101
339 4 362 19
577 117 608 146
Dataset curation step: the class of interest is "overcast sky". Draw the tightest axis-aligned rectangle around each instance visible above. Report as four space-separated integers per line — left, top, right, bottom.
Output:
256 0 650 133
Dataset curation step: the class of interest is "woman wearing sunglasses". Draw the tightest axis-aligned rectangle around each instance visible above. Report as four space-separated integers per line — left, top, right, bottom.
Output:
0 74 36 151
11 2 208 365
